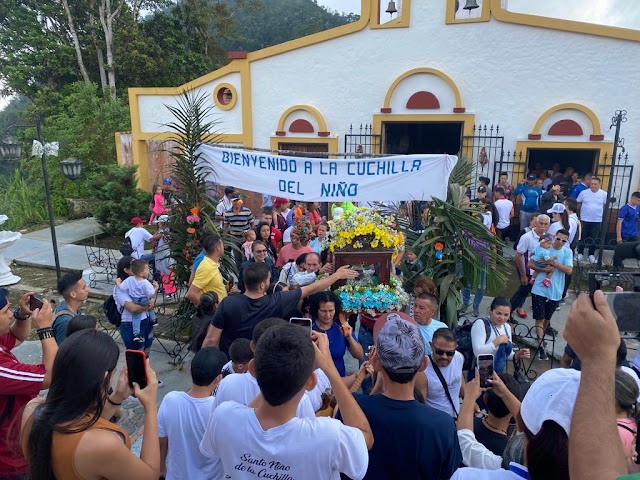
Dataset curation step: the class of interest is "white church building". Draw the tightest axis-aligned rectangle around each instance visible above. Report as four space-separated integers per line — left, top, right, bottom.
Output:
121 0 640 230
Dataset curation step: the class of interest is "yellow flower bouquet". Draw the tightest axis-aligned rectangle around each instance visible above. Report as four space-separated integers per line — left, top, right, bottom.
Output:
329 207 402 252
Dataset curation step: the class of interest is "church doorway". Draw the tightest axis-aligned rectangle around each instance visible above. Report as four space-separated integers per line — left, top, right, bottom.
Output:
383 122 464 155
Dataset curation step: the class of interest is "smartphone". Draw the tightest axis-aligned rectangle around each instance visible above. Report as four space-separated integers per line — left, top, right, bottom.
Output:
29 295 44 311
125 349 147 389
477 354 494 388
589 272 640 331
289 317 312 336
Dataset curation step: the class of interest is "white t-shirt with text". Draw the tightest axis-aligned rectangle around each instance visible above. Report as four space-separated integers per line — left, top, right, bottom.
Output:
158 391 223 480
204 401 369 480
577 188 607 222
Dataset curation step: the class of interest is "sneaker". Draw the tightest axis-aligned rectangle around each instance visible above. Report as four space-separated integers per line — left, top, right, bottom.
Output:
133 333 144 344
157 380 164 388
538 348 548 360
542 278 552 287
588 255 597 264
559 299 566 306
545 326 558 336
577 254 584 262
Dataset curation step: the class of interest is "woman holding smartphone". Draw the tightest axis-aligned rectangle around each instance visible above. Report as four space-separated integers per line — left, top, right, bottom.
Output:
309 291 364 376
20 329 160 480
471 297 529 378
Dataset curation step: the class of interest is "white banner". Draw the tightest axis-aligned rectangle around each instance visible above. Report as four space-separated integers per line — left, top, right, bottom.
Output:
196 145 457 202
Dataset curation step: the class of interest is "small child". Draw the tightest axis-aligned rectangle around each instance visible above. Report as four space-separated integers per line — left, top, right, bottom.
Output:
242 229 256 260
221 338 253 377
404 248 424 272
118 259 159 344
530 234 554 287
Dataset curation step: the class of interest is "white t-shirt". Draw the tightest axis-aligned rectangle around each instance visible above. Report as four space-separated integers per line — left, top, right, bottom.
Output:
568 214 579 246
452 463 528 480
204 401 369 480
481 212 492 230
577 188 607 222
120 276 155 300
125 227 153 259
548 221 573 250
494 199 513 229
283 226 293 243
516 230 541 275
307 368 332 412
158 391 223 480
212 372 315 419
425 351 464 417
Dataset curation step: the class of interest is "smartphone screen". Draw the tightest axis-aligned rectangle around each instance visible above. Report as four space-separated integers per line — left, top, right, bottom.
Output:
478 354 494 388
29 295 44 311
289 317 312 336
602 292 640 332
125 350 147 389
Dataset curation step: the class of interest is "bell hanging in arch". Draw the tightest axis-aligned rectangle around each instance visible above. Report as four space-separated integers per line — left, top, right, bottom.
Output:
463 0 480 11
385 1 397 15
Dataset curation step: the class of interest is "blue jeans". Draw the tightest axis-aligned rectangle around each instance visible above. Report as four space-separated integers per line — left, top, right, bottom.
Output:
120 318 153 351
462 264 487 308
130 296 155 334
358 323 374 395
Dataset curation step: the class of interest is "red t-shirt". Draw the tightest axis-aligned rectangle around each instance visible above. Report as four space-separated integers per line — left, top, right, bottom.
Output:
270 228 283 252
0 333 45 477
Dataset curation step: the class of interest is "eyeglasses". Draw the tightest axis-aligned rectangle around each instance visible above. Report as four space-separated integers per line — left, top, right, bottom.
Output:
434 348 456 357
555 238 568 243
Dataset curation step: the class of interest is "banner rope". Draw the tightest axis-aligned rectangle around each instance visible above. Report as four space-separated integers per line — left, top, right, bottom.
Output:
215 143 394 159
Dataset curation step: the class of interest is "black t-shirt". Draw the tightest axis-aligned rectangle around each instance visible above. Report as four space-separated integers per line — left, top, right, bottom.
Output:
339 394 462 480
211 289 303 354
473 416 509 457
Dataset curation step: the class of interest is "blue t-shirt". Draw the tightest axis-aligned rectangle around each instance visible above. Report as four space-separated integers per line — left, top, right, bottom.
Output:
338 394 462 480
513 184 543 212
418 319 448 355
192 250 206 273
311 319 353 376
531 246 573 301
571 182 589 199
618 203 639 238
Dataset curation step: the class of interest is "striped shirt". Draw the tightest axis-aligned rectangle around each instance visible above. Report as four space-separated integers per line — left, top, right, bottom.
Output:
223 207 254 237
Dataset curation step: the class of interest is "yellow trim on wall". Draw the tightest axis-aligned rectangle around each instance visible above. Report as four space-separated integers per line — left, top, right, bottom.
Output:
445 0 490 24
514 140 614 189
371 0 411 29
383 68 464 110
372 113 476 154
277 105 329 133
269 136 339 158
490 0 640 43
531 102 602 136
213 83 238 111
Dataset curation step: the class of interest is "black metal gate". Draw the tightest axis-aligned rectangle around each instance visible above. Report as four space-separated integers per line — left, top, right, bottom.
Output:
344 124 382 157
596 151 634 243
461 124 505 194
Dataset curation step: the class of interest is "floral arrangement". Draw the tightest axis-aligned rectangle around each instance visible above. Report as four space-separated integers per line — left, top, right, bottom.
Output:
335 277 410 315
328 207 402 252
186 206 201 234
292 215 313 244
183 238 201 263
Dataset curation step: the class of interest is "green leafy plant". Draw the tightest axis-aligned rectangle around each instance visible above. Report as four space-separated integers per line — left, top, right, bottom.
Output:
0 170 50 230
397 156 510 327
91 165 151 235
163 89 239 286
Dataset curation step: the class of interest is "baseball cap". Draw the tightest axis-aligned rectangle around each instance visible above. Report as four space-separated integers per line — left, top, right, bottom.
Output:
130 216 145 226
224 187 235 195
154 214 169 224
520 368 580 436
162 177 173 185
526 173 537 181
547 203 566 214
0 288 8 310
373 312 424 373
231 195 241 202
273 197 288 208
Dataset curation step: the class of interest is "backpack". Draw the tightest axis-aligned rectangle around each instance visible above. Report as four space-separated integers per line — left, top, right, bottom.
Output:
119 236 134 256
103 295 123 327
454 317 491 371
52 309 74 335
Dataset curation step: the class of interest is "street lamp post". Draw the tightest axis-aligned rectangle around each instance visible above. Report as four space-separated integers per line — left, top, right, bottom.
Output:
597 110 627 269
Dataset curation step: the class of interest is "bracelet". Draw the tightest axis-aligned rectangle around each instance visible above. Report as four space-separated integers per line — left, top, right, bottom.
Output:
13 308 29 321
37 328 54 340
107 396 123 406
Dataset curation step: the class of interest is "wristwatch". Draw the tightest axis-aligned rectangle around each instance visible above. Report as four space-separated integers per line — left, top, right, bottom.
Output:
13 307 29 321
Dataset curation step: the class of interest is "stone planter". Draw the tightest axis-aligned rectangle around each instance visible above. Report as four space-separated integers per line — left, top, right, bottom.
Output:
67 198 98 219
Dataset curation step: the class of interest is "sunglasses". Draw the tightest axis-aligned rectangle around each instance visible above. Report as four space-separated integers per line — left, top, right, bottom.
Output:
555 238 568 243
434 348 456 357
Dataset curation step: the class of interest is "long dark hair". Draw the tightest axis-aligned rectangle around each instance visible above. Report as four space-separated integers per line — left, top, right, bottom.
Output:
555 211 570 230
116 255 134 281
255 221 277 261
27 330 120 480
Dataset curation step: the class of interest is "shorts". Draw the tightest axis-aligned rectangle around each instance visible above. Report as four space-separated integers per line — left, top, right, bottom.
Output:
531 293 559 321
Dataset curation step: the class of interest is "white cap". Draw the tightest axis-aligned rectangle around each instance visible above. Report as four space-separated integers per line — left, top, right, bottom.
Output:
521 368 580 436
547 203 566 214
154 214 169 224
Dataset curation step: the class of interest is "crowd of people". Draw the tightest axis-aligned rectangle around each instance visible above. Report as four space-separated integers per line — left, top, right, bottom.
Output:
1 173 640 480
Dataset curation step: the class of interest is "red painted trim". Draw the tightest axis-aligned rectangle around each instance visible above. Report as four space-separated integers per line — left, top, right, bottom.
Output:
317 131 330 137
275 131 286 136
227 51 248 59
528 134 542 140
406 91 440 109
380 107 392 113
289 119 315 133
590 134 605 141
548 119 584 136
453 107 466 113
